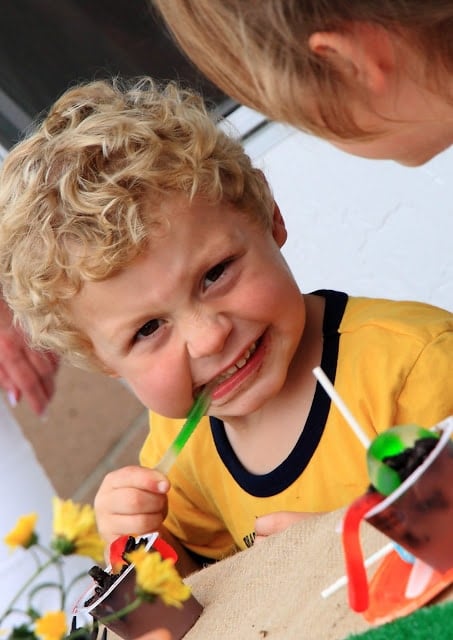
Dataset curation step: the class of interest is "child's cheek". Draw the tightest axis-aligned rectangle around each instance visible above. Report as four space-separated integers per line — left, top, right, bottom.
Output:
129 366 193 419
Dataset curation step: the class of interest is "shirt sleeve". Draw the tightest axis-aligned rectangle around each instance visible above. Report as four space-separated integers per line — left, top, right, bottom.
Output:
395 329 453 428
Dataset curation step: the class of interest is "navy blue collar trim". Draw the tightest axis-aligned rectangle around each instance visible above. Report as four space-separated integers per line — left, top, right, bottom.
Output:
210 289 347 497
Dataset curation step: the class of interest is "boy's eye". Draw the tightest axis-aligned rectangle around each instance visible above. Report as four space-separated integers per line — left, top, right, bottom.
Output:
204 260 230 287
135 318 164 340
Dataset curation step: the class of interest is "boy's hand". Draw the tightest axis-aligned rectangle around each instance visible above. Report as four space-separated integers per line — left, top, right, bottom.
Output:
136 631 172 640
254 511 313 543
94 465 170 547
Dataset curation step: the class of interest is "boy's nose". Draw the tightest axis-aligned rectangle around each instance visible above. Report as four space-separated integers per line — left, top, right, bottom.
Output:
184 310 232 359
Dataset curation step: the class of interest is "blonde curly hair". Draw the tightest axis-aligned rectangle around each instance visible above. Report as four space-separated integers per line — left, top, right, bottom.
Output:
0 77 274 370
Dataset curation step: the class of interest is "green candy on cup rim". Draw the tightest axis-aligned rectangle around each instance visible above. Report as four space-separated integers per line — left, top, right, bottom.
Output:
367 424 439 496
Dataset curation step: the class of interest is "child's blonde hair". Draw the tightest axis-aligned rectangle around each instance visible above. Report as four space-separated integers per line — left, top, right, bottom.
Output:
0 77 274 370
153 0 453 138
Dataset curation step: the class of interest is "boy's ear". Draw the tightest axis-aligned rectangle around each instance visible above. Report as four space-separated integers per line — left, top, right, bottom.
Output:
308 23 395 95
271 203 287 248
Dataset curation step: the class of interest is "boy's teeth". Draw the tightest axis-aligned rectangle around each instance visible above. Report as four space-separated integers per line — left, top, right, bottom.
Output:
216 341 257 382
225 365 239 375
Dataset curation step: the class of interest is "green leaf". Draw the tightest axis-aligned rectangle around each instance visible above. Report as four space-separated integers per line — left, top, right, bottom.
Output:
8 624 37 639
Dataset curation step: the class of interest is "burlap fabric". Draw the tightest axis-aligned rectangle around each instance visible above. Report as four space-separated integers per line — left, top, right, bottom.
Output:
107 508 452 639
183 509 453 640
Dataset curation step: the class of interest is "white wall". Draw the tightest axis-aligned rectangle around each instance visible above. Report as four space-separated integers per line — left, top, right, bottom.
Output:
242 120 453 311
0 143 91 623
0 401 91 624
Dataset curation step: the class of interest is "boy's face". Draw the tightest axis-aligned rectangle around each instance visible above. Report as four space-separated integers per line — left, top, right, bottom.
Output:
69 195 306 420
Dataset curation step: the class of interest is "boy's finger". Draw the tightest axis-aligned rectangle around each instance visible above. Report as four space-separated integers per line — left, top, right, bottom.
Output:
96 486 168 516
103 466 170 493
136 629 172 640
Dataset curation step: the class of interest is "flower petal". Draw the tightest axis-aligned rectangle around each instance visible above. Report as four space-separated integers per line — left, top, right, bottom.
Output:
35 611 67 640
51 497 105 562
3 513 38 550
126 548 191 608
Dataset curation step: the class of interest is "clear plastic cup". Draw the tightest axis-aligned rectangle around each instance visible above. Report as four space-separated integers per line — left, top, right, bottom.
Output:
365 417 453 572
343 416 453 612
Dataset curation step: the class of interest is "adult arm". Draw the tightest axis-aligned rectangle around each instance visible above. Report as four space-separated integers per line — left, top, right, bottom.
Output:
0 297 59 416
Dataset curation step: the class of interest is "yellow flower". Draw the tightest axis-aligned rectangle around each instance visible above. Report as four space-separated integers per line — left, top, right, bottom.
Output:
3 513 38 550
35 611 67 640
126 547 191 608
51 497 105 563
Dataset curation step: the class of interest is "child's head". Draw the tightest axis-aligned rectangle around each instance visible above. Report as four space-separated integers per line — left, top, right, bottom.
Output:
61 192 301 419
154 0 453 163
0 77 275 374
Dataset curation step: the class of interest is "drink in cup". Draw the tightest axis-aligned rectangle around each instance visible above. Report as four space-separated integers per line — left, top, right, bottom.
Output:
73 533 202 640
342 416 453 612
366 418 453 571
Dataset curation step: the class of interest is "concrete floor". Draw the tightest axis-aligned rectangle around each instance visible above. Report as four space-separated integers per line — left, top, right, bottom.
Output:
12 363 149 505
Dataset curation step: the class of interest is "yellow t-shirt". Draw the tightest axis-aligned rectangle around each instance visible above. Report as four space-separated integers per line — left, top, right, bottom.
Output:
140 291 453 561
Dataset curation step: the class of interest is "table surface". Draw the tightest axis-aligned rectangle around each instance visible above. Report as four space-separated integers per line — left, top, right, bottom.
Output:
183 509 453 640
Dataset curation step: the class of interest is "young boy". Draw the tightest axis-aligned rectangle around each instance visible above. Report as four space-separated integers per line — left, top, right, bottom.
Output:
0 77 452 572
153 1 453 166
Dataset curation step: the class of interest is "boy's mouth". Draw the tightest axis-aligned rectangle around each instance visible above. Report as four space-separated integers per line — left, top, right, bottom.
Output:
213 340 259 385
200 334 265 401
193 335 265 401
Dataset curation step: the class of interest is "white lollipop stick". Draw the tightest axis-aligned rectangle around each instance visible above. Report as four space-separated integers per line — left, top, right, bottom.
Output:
312 366 371 449
321 542 394 598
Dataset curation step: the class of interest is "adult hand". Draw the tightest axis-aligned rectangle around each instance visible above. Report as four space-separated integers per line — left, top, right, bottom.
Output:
0 298 59 416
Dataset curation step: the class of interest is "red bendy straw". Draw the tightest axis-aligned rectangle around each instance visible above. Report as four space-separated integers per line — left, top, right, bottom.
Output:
342 492 385 612
110 535 130 573
109 534 179 572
